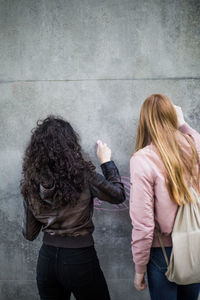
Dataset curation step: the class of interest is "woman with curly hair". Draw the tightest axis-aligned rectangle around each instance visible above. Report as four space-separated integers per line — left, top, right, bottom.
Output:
21 115 125 300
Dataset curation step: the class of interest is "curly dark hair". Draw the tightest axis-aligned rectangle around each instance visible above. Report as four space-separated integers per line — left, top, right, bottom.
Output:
20 115 96 213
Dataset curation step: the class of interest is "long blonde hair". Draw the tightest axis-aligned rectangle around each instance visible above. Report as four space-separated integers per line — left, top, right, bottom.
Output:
135 94 200 205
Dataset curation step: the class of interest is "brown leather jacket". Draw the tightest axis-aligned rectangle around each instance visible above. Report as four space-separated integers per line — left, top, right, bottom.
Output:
22 161 125 241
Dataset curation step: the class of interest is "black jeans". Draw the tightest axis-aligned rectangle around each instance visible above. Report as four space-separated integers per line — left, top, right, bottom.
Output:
36 244 110 300
147 247 200 300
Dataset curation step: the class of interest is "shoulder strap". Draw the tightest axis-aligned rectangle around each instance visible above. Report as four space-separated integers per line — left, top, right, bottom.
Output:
156 231 169 266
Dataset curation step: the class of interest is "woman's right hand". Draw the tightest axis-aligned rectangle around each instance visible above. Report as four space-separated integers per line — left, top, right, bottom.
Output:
174 105 185 128
134 272 147 291
96 140 111 165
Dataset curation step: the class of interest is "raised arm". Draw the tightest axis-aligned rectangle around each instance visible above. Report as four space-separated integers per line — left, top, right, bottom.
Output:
89 160 125 204
179 122 200 153
174 105 200 153
89 140 125 204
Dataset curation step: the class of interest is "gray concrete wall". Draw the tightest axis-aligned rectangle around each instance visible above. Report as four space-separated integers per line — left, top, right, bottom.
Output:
0 0 200 299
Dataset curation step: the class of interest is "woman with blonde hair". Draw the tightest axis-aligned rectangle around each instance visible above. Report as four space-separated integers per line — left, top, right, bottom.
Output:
129 94 200 299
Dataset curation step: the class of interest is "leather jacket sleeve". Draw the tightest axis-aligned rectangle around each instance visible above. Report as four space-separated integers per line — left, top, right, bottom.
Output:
89 160 126 204
22 199 42 241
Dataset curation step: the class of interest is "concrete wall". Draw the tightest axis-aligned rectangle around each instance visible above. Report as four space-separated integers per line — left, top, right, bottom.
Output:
0 0 200 299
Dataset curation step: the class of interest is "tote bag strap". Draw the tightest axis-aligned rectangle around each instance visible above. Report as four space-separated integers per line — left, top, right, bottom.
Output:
156 230 169 266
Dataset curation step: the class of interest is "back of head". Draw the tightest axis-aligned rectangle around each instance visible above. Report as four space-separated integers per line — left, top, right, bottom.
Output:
20 115 95 212
135 94 200 205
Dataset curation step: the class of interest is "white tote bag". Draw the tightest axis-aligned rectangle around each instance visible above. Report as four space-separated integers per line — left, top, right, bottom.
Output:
158 187 200 285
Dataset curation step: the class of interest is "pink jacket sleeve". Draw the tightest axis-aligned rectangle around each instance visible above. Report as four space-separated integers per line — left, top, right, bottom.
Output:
129 153 155 274
179 122 200 154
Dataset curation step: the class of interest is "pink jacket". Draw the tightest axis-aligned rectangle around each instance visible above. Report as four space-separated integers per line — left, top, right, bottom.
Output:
129 123 200 274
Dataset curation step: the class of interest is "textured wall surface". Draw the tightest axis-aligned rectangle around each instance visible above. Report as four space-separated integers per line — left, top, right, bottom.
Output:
0 0 200 299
